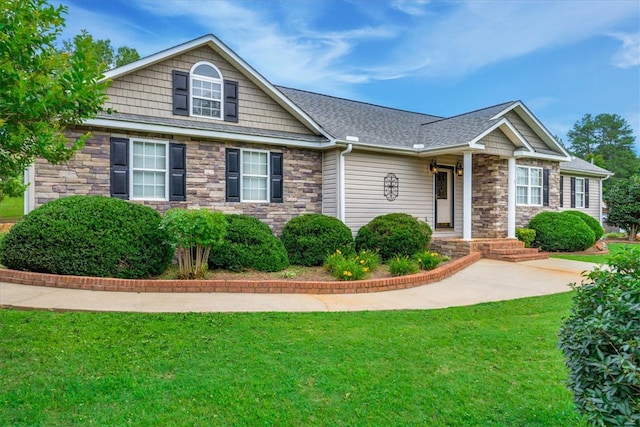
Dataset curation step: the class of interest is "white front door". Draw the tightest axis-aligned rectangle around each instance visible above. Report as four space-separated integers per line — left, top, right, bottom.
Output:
435 169 453 228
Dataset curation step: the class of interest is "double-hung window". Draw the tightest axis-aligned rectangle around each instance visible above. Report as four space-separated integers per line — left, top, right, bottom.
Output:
190 62 222 119
110 137 186 202
516 166 543 206
132 139 168 200
241 150 269 202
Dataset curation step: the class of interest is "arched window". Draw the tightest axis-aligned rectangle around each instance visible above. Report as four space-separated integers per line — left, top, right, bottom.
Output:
190 62 223 119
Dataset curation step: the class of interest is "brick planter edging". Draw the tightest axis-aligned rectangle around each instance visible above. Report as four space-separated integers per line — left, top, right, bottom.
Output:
0 252 481 294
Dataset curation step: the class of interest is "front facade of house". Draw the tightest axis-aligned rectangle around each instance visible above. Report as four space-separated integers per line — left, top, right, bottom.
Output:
25 35 611 239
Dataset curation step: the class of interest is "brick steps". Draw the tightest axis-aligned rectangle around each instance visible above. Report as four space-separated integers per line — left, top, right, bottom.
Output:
477 239 548 262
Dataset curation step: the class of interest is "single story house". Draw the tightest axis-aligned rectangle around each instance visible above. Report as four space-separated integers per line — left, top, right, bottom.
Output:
24 34 612 248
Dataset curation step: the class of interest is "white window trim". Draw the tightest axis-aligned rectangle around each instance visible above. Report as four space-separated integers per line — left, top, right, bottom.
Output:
240 148 270 203
516 166 543 206
189 61 223 120
130 138 169 201
575 177 585 208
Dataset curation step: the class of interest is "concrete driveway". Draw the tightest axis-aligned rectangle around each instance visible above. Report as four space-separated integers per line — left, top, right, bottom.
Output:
0 258 597 313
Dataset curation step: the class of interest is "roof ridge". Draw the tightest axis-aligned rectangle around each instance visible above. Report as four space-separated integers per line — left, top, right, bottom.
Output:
420 100 517 126
276 85 444 120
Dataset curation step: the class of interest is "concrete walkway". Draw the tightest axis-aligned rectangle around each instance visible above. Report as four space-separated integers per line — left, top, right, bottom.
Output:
0 258 596 313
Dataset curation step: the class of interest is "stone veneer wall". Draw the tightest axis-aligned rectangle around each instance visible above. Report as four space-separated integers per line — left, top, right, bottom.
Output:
516 159 560 227
471 154 508 238
34 129 323 234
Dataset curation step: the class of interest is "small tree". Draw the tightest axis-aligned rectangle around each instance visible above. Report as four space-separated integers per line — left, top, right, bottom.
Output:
604 176 640 241
0 0 109 200
558 247 640 426
160 209 226 279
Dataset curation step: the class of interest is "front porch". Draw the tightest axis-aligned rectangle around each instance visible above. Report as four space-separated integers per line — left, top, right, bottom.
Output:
430 237 548 262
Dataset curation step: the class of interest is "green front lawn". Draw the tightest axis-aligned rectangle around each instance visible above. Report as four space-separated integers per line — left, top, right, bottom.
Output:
1 294 584 426
0 195 23 220
550 242 639 264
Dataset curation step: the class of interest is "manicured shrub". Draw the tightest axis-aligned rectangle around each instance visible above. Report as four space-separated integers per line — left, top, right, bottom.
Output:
558 247 640 426
528 211 595 252
355 213 432 261
0 195 173 279
281 214 354 266
388 256 420 277
413 250 448 271
563 210 604 241
515 227 536 248
160 208 226 279
209 214 289 272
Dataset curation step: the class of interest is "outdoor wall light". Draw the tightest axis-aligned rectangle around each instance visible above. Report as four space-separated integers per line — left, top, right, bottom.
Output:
430 158 439 174
455 160 464 177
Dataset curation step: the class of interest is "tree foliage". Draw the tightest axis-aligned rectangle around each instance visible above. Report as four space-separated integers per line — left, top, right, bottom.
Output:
603 176 640 241
61 33 140 70
558 247 640 426
0 0 109 200
567 113 640 191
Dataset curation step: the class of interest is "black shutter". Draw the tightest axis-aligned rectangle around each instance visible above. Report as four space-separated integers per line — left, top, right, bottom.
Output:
223 80 238 123
270 152 283 203
110 137 129 199
542 169 549 207
226 148 240 202
172 70 189 116
584 179 589 208
169 143 186 201
570 177 576 208
560 175 564 207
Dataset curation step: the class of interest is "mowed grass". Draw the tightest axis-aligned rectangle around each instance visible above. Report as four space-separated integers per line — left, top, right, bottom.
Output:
1 294 584 426
0 196 23 220
550 242 639 264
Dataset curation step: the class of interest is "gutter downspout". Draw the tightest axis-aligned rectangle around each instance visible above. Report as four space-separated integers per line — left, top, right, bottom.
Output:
339 143 353 223
600 173 612 226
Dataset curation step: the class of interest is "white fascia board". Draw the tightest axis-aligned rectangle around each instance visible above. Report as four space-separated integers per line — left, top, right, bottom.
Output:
559 169 612 178
102 35 329 138
334 140 483 157
84 118 335 150
513 148 570 162
498 120 534 151
492 101 571 157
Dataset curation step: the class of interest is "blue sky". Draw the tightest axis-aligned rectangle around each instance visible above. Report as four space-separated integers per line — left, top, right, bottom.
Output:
58 0 640 153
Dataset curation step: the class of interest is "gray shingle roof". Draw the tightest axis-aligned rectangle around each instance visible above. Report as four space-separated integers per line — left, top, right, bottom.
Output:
97 111 328 143
560 156 612 177
277 86 442 148
418 102 516 148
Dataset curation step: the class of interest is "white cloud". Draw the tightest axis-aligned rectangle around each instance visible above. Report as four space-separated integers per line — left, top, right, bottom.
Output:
386 1 640 78
610 32 640 68
391 0 430 16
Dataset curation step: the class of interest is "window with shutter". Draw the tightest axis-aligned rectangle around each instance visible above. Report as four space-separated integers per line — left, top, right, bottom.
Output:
226 148 284 203
110 137 186 202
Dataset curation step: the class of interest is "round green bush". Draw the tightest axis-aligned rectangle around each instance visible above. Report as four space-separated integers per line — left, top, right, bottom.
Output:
355 213 432 261
563 210 604 241
0 196 173 279
281 214 354 266
208 214 289 272
528 211 596 252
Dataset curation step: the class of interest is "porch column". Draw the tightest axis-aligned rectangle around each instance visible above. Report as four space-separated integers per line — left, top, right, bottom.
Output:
507 157 516 238
463 151 472 240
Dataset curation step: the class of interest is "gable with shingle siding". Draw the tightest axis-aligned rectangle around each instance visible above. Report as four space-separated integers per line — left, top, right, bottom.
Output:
105 46 314 135
505 111 551 153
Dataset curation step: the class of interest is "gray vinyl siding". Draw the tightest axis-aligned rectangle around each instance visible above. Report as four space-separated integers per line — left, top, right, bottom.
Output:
559 173 603 224
322 149 339 217
343 151 436 234
506 111 550 153
480 128 515 157
105 46 314 135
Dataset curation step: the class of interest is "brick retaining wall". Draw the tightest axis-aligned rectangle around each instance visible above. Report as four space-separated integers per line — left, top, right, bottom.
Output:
0 253 481 294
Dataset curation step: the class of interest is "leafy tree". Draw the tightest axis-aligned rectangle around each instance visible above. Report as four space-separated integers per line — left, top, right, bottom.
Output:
603 176 640 241
0 0 109 201
61 33 140 70
567 113 640 189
